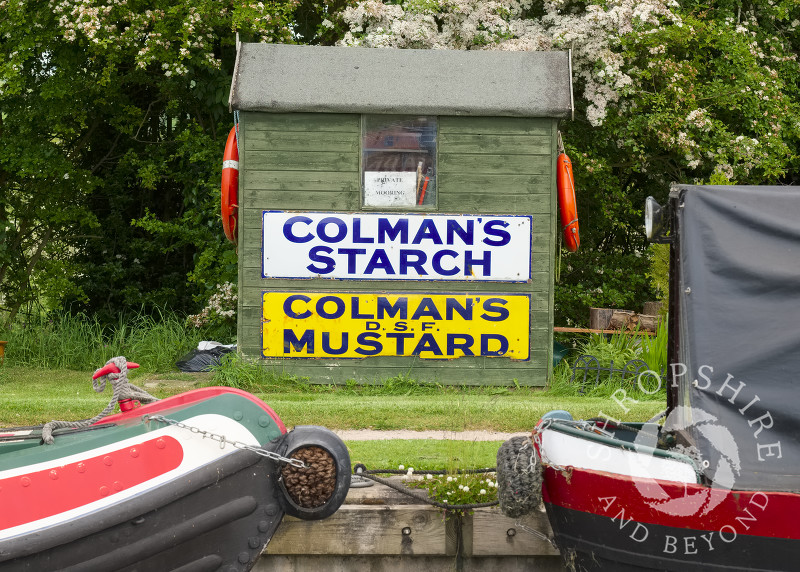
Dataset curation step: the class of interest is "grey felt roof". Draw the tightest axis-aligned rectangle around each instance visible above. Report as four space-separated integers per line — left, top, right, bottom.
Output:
229 43 573 118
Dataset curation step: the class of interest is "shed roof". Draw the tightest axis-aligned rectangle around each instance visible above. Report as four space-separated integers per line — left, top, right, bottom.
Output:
229 43 573 118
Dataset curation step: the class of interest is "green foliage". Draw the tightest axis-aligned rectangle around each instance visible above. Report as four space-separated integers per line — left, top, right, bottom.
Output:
647 244 670 306
209 353 315 393
3 0 799 334
347 441 499 472
5 310 202 372
546 329 667 400
186 282 238 343
639 318 668 380
407 472 498 509
0 0 342 326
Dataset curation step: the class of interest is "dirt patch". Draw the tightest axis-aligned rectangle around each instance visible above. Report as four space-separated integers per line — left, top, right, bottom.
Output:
136 372 211 394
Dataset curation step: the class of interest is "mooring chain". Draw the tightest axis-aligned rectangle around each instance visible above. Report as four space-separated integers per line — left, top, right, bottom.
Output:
143 414 306 468
531 419 567 473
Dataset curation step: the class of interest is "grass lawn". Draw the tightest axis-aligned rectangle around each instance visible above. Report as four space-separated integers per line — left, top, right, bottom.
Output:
0 366 665 470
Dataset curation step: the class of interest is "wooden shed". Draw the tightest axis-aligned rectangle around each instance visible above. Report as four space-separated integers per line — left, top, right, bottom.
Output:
228 43 573 386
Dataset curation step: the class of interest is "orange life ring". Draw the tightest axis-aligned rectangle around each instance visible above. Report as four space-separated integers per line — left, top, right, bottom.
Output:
221 126 239 245
557 152 580 252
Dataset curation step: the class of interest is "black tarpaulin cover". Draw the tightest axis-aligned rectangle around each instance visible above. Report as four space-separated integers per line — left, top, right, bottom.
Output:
672 185 800 491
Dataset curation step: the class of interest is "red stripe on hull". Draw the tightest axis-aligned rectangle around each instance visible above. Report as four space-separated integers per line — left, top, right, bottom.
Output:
1 436 183 530
542 466 800 540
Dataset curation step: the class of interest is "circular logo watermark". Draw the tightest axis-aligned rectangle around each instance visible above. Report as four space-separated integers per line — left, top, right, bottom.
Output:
588 363 779 557
631 405 741 517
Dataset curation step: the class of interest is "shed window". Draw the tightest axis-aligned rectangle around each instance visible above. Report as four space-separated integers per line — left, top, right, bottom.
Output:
362 115 436 208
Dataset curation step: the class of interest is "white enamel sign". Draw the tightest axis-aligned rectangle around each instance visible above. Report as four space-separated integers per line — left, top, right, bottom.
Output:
262 212 532 282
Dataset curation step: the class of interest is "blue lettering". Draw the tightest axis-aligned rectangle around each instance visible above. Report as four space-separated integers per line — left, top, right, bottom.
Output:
483 220 512 246
306 246 335 274
447 334 475 356
317 296 345 319
432 250 459 276
386 332 414 353
317 217 347 243
353 218 374 243
412 333 443 356
377 297 407 319
481 334 508 356
481 298 510 322
284 329 314 354
400 250 428 275
464 251 491 277
412 219 443 244
322 332 348 355
283 216 314 243
338 248 366 273
446 298 473 320
377 218 408 244
355 332 383 355
411 298 442 321
446 219 474 245
352 297 374 319
284 294 312 319
364 249 395 275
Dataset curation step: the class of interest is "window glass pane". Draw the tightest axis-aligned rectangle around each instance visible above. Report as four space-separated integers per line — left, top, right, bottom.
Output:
362 115 436 208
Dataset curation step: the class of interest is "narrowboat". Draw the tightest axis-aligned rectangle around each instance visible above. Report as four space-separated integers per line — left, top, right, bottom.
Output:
499 185 800 571
0 358 351 571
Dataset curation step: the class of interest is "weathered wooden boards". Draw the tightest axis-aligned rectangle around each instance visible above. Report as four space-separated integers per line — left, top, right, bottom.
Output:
238 112 559 386
589 305 663 333
260 477 561 571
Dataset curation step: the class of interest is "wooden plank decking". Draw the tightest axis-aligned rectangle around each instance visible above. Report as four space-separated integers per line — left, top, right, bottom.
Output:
257 477 563 571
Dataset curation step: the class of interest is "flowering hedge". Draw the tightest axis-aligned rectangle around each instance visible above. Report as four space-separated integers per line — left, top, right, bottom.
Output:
336 0 800 323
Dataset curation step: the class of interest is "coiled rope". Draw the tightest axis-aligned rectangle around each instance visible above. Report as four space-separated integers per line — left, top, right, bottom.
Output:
42 356 159 445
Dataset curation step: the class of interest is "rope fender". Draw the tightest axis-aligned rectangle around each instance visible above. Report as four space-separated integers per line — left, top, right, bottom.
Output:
496 435 543 518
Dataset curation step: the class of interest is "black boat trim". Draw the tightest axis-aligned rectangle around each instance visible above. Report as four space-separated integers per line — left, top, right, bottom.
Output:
547 503 797 572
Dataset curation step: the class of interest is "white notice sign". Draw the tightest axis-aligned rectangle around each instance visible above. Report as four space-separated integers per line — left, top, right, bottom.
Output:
263 212 532 282
363 171 417 207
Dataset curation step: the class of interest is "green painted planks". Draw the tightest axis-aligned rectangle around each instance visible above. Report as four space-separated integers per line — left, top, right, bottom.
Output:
241 192 359 211
244 171 359 192
437 193 551 214
238 112 558 386
246 131 359 153
437 174 551 195
438 116 551 136
438 154 551 175
239 272 554 290
246 150 358 172
239 288 552 308
438 133 551 155
248 112 360 133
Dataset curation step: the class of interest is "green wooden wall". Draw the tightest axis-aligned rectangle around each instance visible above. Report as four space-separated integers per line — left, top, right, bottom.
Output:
237 112 557 386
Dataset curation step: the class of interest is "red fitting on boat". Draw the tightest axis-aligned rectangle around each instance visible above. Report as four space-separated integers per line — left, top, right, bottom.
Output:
118 398 140 412
92 361 140 380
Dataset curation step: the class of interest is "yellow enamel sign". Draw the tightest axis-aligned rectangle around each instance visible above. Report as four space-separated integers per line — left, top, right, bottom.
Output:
262 292 530 359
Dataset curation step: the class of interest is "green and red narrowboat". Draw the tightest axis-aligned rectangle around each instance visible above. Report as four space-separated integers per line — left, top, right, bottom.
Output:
0 360 350 571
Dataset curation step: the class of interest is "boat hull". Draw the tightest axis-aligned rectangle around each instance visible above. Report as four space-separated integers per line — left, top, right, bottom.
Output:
0 387 350 571
547 500 799 572
537 425 800 572
1 449 283 571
